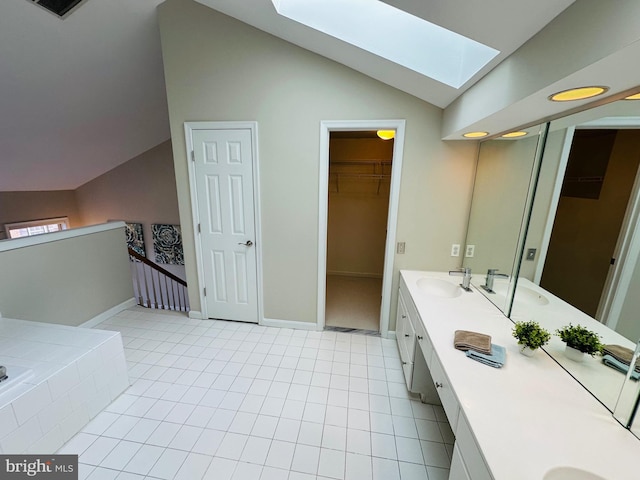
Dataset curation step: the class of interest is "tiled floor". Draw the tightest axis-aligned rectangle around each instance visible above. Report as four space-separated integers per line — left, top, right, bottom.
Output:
58 307 454 480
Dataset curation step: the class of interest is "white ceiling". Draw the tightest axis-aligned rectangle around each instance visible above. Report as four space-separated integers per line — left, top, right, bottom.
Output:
0 0 574 191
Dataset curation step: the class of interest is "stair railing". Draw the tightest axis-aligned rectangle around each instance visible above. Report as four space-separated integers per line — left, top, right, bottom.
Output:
128 247 189 312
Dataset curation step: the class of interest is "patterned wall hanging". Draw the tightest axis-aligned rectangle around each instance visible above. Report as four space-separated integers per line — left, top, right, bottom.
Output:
152 224 184 265
125 222 145 259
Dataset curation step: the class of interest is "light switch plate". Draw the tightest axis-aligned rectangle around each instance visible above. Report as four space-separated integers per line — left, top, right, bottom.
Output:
526 248 537 261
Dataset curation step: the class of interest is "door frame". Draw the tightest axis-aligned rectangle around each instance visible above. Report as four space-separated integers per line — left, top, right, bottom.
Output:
184 121 264 323
317 119 406 337
534 119 640 329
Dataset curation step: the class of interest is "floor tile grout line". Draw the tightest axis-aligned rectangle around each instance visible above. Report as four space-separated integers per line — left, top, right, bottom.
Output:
68 308 452 479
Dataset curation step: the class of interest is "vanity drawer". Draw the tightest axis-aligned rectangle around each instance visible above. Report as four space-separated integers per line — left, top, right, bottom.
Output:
401 359 414 388
414 318 432 368
396 291 416 361
430 352 460 431
403 293 421 360
455 413 492 480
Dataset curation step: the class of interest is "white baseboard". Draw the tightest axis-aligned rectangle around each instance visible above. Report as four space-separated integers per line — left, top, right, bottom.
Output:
188 310 204 319
387 330 396 340
261 317 323 331
80 297 137 328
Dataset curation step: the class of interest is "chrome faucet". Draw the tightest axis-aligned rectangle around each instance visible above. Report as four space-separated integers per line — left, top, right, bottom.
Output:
449 267 473 292
481 268 509 293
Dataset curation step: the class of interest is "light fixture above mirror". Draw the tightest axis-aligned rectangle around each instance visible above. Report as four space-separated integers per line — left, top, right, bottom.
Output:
463 131 489 138
501 131 528 138
548 86 609 102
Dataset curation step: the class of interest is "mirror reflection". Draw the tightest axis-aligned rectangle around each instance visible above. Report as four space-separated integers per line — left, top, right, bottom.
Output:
512 98 640 411
463 124 546 314
613 340 640 438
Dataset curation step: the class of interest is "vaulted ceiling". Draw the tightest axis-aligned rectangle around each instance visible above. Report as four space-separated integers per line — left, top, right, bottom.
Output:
0 0 576 191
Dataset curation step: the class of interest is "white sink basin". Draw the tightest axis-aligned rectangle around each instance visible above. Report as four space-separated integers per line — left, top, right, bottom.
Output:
492 283 549 306
416 277 462 298
544 467 607 480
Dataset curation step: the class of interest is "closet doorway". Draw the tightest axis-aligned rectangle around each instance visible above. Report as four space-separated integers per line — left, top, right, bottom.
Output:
318 120 405 337
325 130 393 332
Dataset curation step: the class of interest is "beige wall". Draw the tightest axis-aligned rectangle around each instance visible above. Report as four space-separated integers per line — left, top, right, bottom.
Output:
0 191 81 240
327 138 392 277
158 0 477 327
0 225 133 326
75 140 183 277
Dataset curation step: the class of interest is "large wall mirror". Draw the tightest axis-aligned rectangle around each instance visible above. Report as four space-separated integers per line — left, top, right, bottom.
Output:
463 94 640 419
463 124 548 315
512 97 640 413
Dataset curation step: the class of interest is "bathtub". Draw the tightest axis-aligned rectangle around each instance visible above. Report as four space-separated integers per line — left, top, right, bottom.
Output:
0 317 129 453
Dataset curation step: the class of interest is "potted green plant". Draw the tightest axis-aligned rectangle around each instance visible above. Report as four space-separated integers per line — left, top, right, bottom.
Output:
556 324 603 362
512 321 551 357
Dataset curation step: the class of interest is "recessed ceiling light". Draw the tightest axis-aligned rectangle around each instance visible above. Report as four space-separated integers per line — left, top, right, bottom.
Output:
463 131 489 139
624 92 640 100
501 131 528 138
548 86 609 102
376 130 395 140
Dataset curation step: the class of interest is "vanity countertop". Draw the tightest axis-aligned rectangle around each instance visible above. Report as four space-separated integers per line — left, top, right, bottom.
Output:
508 277 636 410
401 270 640 480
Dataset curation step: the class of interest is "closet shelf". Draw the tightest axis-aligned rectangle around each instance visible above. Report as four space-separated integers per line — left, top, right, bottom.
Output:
329 172 390 194
329 173 390 179
330 159 392 166
329 159 392 194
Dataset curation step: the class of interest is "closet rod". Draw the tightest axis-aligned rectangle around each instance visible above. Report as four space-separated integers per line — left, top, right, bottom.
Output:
329 173 390 179
329 159 392 165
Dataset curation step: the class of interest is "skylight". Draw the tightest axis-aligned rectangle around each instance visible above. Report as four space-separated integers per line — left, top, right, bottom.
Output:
28 0 87 18
271 0 499 88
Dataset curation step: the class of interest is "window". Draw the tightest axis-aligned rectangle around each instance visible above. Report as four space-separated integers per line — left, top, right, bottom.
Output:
27 0 87 19
5 217 69 239
271 0 499 88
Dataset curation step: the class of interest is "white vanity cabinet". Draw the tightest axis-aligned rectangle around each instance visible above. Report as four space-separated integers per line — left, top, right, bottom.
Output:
396 289 416 383
397 270 640 480
453 414 492 480
430 352 460 431
450 444 471 480
396 282 440 403
397 274 492 480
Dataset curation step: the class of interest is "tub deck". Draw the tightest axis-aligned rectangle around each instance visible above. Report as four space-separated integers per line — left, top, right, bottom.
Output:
0 317 129 453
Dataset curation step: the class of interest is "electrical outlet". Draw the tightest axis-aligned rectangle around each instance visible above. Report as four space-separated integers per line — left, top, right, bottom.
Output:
397 242 406 254
465 245 475 257
451 244 460 257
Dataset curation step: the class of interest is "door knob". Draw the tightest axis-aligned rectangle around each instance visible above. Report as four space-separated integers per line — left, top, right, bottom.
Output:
238 240 253 246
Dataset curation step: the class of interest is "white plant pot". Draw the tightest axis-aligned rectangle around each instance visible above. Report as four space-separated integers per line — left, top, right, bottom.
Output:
565 345 585 362
520 346 536 357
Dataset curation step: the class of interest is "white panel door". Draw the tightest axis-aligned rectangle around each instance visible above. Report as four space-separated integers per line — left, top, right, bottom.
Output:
192 128 258 323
